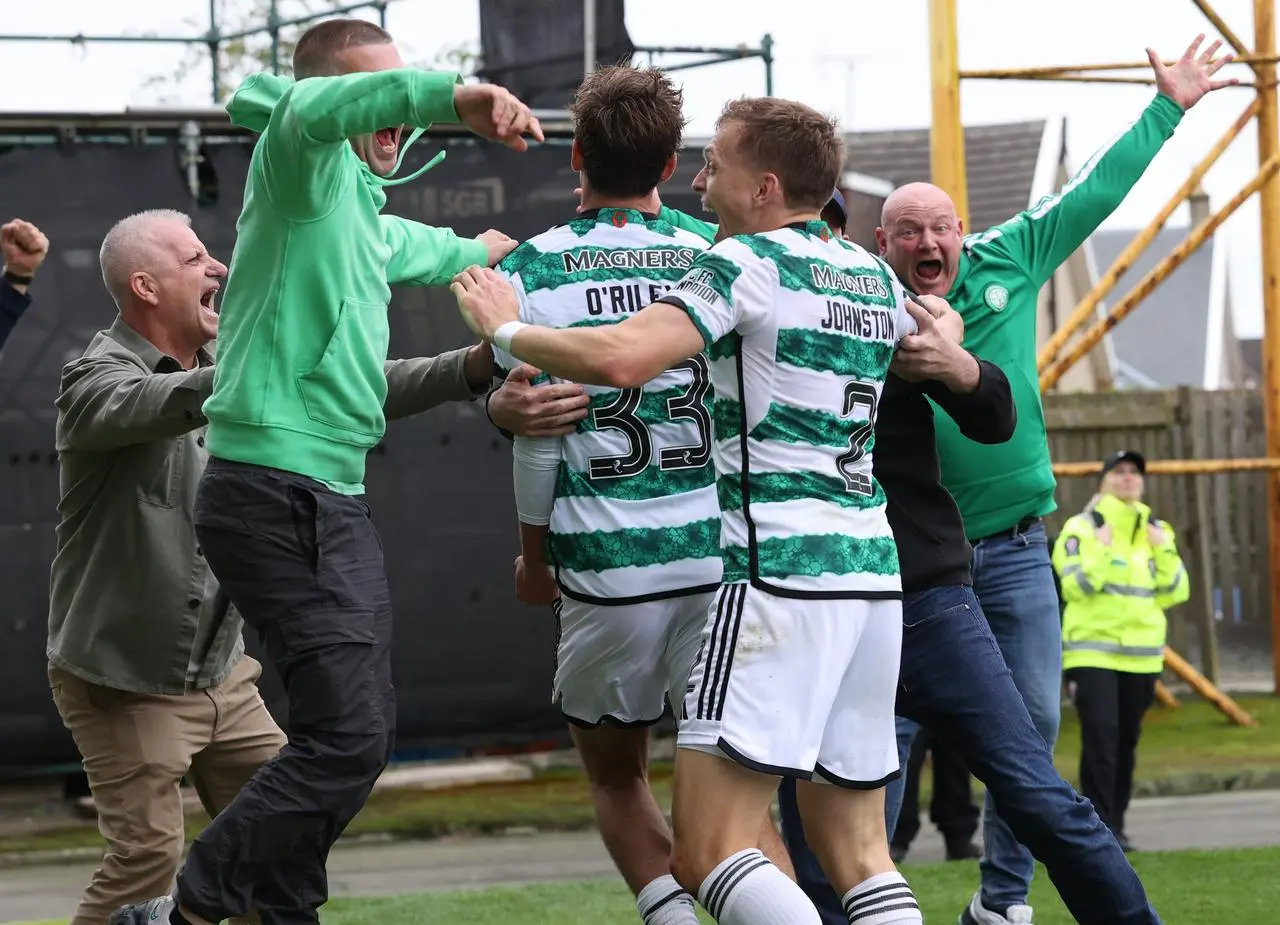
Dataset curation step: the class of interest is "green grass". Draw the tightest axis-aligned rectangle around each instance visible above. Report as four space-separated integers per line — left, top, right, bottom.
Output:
9 847 1279 925
4 696 1279 857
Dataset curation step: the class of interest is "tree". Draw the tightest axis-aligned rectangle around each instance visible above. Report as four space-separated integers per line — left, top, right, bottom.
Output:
419 39 482 79
140 0 484 105
141 0 371 105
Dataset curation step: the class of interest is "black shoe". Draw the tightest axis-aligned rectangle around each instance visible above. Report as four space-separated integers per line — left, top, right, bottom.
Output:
109 896 175 925
890 842 909 864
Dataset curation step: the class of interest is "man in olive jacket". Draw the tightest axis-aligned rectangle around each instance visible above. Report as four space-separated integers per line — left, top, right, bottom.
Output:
47 209 498 925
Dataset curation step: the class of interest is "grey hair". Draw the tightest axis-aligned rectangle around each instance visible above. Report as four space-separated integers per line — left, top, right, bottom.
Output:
99 209 192 307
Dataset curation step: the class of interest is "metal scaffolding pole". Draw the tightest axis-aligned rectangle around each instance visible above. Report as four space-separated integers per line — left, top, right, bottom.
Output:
928 0 968 229
1254 0 1280 695
583 0 597 78
1192 0 1252 57
961 52 1280 79
1041 153 1280 390
0 0 391 103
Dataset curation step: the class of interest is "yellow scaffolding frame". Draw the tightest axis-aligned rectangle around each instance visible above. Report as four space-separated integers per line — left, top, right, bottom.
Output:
929 0 1279 710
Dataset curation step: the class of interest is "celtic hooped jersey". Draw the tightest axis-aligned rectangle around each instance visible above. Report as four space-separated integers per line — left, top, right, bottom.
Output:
495 207 722 604
661 221 917 600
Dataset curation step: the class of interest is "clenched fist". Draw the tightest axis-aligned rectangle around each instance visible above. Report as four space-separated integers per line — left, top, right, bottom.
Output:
1 219 49 280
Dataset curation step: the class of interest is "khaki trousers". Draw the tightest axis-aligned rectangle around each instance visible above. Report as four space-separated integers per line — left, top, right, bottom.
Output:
49 655 287 925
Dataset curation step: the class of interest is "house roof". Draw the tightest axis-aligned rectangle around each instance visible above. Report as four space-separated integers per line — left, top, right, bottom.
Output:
1089 227 1216 388
1240 337 1262 381
676 119 1051 235
846 120 1050 232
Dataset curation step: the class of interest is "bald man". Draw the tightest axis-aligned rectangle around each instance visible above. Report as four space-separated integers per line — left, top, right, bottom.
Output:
871 36 1232 925
48 209 499 925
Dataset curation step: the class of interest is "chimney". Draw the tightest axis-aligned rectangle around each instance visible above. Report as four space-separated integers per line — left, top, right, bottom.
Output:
1189 183 1211 227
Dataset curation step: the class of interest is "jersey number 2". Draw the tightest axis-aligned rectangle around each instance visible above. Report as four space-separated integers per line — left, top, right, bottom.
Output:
588 354 712 479
835 380 878 496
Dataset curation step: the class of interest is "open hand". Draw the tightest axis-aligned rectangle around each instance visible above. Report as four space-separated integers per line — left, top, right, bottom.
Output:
450 266 521 341
490 364 588 437
454 84 545 152
1149 34 1238 110
1 219 49 278
515 555 559 606
477 229 518 266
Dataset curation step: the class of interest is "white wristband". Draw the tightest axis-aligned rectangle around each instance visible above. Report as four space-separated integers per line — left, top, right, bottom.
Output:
493 320 529 354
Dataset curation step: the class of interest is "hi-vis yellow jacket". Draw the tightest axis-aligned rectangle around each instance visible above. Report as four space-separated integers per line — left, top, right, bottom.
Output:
1052 493 1190 674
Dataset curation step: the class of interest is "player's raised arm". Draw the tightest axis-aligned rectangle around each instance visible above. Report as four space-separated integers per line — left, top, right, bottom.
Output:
225 20 541 221
449 266 705 389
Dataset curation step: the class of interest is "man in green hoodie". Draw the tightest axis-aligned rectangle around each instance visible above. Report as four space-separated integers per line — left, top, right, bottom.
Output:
111 19 544 925
859 35 1232 925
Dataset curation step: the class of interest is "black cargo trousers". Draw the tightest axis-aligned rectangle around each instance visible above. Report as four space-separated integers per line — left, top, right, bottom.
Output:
177 458 395 925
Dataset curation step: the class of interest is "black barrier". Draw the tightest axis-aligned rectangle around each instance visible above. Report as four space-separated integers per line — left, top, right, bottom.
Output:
0 121 711 774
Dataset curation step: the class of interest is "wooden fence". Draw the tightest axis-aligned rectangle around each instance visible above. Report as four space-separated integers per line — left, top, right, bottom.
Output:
1043 387 1270 681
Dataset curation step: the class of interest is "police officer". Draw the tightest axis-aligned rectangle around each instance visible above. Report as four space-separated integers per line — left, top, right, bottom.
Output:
1052 450 1190 852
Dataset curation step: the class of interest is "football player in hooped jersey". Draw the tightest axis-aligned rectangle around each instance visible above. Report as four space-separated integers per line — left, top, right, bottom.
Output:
490 65 723 925
453 98 937 925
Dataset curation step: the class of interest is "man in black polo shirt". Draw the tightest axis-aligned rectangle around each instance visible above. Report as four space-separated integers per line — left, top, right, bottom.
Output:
770 202 1161 925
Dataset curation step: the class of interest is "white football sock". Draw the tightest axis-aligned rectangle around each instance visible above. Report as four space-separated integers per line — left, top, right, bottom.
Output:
697 848 821 924
842 871 922 924
637 874 700 924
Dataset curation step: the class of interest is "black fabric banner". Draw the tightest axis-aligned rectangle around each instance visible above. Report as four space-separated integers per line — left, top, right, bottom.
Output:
477 0 635 109
0 128 707 773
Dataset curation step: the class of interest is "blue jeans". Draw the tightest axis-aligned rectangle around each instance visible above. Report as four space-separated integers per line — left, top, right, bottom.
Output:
885 715 921 836
969 520 1064 908
776 585 1161 925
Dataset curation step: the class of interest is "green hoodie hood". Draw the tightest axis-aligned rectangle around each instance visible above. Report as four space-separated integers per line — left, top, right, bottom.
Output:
225 72 447 201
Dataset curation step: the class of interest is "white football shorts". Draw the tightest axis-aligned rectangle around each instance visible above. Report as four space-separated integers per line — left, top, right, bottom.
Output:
552 590 716 727
677 581 903 788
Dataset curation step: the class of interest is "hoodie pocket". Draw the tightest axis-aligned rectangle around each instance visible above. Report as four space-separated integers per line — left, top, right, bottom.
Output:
296 298 389 443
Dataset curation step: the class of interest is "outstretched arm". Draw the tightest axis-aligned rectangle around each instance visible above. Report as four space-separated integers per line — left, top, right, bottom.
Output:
252 69 463 218
242 72 543 218
382 346 492 421
451 266 706 388
381 215 506 286
973 35 1235 287
56 358 214 452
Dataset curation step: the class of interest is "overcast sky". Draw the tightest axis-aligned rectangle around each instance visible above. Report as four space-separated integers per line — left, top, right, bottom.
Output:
1 0 1273 337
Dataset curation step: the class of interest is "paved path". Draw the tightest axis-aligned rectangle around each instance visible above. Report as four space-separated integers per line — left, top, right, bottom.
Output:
3 790 1278 923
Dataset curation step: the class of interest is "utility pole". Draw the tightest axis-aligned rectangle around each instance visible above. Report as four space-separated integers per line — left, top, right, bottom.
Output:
583 0 597 78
